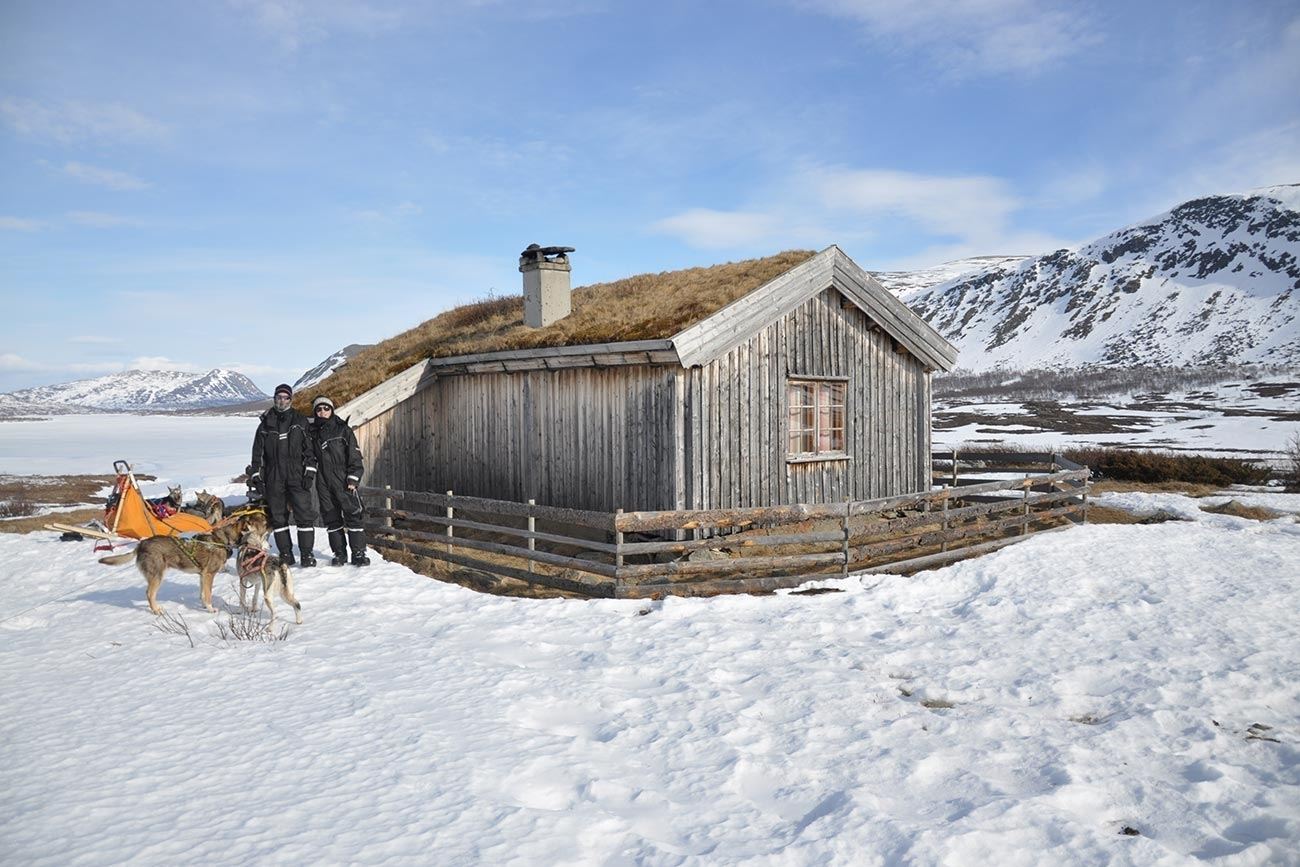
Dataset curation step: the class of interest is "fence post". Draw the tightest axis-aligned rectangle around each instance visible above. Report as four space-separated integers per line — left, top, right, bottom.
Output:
445 490 454 554
614 508 624 596
951 448 959 488
1022 474 1030 536
384 485 392 530
841 500 850 578
527 498 536 575
941 485 950 552
1083 479 1090 525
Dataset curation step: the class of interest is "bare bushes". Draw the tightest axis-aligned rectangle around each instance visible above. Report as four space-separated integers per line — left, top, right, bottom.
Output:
1283 430 1300 492
934 364 1298 400
1062 447 1270 487
215 607 290 643
0 496 37 518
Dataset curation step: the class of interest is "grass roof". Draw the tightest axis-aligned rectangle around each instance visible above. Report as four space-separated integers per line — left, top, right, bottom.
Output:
299 249 817 412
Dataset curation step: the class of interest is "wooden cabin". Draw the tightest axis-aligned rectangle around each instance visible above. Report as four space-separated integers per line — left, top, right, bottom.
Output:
337 245 957 513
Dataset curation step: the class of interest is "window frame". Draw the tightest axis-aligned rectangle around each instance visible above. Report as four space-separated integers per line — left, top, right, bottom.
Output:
785 375 849 463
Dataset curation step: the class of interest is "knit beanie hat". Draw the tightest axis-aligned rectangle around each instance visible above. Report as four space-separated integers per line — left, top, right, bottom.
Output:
312 395 335 411
273 383 293 398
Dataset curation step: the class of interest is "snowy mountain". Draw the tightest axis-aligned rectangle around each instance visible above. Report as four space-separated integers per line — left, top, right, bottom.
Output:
902 185 1300 372
871 256 1028 295
293 343 371 392
0 368 268 416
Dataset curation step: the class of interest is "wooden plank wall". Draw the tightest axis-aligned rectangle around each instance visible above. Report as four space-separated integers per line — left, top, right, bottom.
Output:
355 365 681 513
684 287 930 508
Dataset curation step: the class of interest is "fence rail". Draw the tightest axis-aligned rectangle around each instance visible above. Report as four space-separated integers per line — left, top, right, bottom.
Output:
359 451 1090 599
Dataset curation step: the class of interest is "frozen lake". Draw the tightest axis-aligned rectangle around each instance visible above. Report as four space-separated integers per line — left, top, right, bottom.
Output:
0 414 254 498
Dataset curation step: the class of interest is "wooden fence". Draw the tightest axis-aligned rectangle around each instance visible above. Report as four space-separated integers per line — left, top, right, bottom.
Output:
360 451 1090 599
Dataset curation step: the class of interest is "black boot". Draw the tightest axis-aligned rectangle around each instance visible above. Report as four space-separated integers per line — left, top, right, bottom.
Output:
327 528 348 566
348 529 370 566
298 529 317 568
273 528 294 566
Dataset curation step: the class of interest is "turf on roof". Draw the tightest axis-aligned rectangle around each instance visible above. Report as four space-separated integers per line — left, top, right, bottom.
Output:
300 250 817 412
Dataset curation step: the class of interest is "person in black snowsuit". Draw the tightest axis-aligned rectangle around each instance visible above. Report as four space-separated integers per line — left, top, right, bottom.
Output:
249 383 319 566
310 395 370 566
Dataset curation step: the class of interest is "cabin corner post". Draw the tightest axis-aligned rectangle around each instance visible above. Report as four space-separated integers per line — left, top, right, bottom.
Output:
383 485 392 530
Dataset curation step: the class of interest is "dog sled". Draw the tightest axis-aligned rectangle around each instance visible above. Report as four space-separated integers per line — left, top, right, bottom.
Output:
45 459 214 543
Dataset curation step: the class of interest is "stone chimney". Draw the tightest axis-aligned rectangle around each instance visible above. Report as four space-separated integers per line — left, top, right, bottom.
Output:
519 244 574 328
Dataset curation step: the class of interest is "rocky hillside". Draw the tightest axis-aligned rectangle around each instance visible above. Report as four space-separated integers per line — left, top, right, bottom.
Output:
293 344 372 393
902 185 1300 371
0 369 267 416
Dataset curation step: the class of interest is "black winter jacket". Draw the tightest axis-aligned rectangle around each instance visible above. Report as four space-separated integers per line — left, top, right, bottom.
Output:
311 414 364 493
250 407 317 488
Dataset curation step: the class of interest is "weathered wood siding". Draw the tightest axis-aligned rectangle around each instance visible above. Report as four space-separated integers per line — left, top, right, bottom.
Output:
355 365 680 512
356 286 932 512
683 287 930 508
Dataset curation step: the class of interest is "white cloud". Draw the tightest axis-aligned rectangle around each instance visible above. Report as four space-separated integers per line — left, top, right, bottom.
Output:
0 216 45 231
650 209 783 248
227 0 403 51
800 0 1096 76
810 168 1021 239
651 166 1080 268
67 211 149 228
217 361 284 377
63 162 150 191
0 353 41 371
0 98 168 143
126 356 197 372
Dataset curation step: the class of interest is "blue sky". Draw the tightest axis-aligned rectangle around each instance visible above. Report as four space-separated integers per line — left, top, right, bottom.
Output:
2 0 1297 394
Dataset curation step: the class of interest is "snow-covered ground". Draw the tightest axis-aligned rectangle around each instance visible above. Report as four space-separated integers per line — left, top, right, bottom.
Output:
2 499 1298 864
0 414 253 500
3 414 1300 864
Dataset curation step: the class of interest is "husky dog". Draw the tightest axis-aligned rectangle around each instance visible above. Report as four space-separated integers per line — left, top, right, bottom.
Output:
146 485 185 515
185 490 225 523
99 509 269 615
235 526 303 626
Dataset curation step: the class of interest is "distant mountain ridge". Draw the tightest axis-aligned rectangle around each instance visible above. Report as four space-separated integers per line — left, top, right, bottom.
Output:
293 343 372 393
901 184 1300 372
0 368 268 416
870 256 1028 295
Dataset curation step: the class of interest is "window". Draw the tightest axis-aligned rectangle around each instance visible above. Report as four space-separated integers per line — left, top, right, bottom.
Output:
787 378 846 458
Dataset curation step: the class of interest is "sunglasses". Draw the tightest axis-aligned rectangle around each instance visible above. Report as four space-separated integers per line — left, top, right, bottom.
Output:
315 405 332 413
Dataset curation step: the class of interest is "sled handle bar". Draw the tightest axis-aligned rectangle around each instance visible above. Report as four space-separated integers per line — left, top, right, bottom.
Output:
113 459 132 474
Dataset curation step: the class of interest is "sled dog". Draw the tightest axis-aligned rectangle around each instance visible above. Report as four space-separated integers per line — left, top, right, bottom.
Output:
185 490 225 523
236 526 303 626
99 509 269 615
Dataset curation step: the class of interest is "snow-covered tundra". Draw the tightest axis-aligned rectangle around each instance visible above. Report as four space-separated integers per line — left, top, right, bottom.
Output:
2 492 1298 865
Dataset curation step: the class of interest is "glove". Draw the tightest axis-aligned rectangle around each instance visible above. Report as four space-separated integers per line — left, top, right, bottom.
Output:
303 466 317 488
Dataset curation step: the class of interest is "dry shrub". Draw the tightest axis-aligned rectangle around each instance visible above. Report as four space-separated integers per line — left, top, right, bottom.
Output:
1200 500 1282 521
1063 446 1270 487
296 250 816 412
0 496 37 518
1283 431 1300 492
